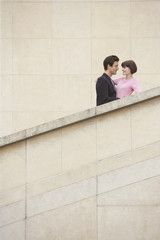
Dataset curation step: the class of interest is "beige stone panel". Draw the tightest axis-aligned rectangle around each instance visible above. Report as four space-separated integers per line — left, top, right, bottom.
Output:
92 2 130 38
93 0 129 1
27 162 96 198
98 175 160 206
98 206 160 240
50 75 92 112
0 111 12 137
0 200 25 227
13 3 52 38
52 39 91 74
98 140 160 175
27 177 96 217
98 156 160 194
137 74 160 91
131 38 160 74
27 130 61 183
62 119 96 171
13 39 52 74
7 0 89 1
61 74 91 111
131 2 160 37
0 221 25 240
131 98 160 149
92 39 130 75
0 2 2 39
91 75 97 107
0 76 12 111
0 186 25 208
12 75 54 111
52 0 90 1
97 107 131 160
0 41 1 74
12 111 62 133
131 0 159 1
132 140 160 163
26 197 96 240
98 151 132 175
0 141 25 192
1 3 12 38
0 39 12 74
52 2 91 38
1 0 21 1
10 0 90 1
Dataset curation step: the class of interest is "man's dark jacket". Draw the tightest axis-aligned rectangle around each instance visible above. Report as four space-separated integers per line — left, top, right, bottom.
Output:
96 73 119 106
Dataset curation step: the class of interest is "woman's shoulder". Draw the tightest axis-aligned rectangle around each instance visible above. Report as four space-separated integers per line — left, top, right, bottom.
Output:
113 77 125 84
131 76 139 80
132 77 140 83
113 77 125 81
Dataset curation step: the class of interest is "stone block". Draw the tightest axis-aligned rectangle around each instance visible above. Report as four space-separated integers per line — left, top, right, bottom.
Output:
1 2 12 38
131 98 160 148
0 201 25 227
0 141 25 192
27 177 96 217
26 197 96 240
13 39 52 74
0 186 25 208
98 206 160 240
13 3 52 38
27 161 96 198
0 221 25 240
132 38 160 74
27 130 61 183
52 39 91 74
62 119 96 171
98 156 160 194
97 107 131 160
92 2 130 38
0 39 12 74
52 2 91 38
98 175 160 206
131 2 160 37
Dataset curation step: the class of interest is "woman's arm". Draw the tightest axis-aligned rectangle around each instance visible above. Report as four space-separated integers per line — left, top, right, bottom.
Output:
133 78 141 93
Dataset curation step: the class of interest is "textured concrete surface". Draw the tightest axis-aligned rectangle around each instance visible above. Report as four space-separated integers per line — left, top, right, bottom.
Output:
0 87 159 147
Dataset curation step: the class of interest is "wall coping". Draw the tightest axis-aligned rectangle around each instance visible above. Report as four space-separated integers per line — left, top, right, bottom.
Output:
0 87 160 147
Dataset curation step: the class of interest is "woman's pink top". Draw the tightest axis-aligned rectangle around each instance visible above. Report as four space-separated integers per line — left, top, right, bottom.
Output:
113 77 141 98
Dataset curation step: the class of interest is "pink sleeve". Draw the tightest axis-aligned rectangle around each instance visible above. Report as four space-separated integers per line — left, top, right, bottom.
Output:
112 77 123 85
132 78 141 93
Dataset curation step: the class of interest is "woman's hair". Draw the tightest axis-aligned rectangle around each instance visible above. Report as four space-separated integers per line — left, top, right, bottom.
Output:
103 55 119 70
121 60 137 74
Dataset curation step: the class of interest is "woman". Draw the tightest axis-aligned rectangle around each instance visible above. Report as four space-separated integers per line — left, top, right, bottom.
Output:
113 60 141 98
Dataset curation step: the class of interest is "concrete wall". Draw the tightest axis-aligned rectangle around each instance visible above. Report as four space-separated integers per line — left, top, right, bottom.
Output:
0 93 160 240
0 0 160 136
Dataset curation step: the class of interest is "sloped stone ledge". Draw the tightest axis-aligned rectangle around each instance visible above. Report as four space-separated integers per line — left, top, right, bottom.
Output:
0 87 160 147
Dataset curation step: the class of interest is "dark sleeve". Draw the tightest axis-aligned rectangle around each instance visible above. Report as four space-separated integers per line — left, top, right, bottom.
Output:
96 78 119 105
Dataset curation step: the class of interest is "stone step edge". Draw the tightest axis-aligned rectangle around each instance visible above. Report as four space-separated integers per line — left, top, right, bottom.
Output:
0 87 160 147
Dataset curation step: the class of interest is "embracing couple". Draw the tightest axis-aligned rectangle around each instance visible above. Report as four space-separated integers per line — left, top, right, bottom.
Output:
96 55 141 106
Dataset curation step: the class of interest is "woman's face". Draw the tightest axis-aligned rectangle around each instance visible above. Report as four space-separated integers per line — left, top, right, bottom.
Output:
122 66 131 75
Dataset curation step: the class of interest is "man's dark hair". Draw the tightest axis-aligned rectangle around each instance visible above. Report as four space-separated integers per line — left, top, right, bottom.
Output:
121 60 137 74
103 55 119 70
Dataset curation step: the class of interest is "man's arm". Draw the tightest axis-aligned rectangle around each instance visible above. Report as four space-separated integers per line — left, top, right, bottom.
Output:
96 78 119 105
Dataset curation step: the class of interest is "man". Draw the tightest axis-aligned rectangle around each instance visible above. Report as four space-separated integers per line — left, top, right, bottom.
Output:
96 55 120 106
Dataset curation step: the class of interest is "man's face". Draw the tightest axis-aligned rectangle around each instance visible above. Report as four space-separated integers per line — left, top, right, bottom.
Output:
109 61 119 75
